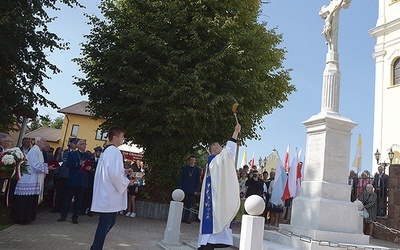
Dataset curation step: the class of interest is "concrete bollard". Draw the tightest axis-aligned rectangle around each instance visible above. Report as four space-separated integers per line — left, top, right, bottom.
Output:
239 195 265 250
162 189 185 245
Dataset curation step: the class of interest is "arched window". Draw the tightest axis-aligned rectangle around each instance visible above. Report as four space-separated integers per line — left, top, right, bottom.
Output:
394 58 400 86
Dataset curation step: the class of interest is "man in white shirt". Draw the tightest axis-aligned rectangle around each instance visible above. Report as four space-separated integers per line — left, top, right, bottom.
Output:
90 126 134 250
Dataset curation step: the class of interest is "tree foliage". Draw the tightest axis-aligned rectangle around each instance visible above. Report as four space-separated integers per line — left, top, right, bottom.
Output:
75 0 295 202
28 115 64 131
0 0 82 132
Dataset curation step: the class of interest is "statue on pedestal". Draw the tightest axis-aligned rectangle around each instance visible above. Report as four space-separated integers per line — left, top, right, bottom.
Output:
319 0 352 50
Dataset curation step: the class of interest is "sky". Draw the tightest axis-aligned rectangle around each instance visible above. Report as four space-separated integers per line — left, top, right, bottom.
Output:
39 0 378 173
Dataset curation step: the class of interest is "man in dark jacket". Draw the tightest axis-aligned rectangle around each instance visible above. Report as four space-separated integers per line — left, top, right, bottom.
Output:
57 139 93 224
245 170 264 198
178 155 200 224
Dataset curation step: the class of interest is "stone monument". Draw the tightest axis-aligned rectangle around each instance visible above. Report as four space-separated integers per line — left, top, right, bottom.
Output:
265 1 373 249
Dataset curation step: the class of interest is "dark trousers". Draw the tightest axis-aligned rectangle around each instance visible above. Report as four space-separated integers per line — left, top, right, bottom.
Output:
81 186 93 214
53 177 67 211
198 243 231 250
61 186 85 220
183 194 194 222
91 212 117 250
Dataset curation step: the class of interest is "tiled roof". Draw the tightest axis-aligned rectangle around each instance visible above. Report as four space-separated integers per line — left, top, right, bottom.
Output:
58 101 92 117
24 127 61 142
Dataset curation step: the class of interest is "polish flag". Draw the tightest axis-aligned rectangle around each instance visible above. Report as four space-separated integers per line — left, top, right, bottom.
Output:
282 148 298 201
249 152 255 167
295 161 303 197
284 143 290 171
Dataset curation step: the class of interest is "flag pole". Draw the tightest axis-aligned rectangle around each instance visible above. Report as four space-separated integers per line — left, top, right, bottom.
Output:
232 102 240 168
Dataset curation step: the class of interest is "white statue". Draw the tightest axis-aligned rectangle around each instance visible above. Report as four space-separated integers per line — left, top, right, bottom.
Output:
319 0 351 50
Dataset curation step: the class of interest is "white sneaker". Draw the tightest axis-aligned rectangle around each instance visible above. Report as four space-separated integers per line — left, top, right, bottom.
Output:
130 212 136 218
118 211 124 215
125 212 131 217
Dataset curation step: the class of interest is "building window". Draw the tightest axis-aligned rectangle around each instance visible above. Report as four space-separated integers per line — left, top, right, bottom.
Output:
394 58 400 86
95 129 107 141
71 125 79 137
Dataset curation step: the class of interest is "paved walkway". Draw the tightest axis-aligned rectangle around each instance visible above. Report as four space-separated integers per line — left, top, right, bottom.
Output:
0 211 201 250
0 210 399 250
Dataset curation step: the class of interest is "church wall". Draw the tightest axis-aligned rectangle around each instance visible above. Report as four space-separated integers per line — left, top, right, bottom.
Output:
371 0 400 175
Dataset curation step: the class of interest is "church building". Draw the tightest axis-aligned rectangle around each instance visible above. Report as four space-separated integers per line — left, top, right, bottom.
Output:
370 0 400 173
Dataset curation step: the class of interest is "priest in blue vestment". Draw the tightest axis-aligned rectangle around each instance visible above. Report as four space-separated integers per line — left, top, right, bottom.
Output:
198 123 241 249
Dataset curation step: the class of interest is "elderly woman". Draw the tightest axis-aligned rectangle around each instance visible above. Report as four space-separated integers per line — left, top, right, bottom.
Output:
359 183 377 238
10 137 55 224
357 171 371 197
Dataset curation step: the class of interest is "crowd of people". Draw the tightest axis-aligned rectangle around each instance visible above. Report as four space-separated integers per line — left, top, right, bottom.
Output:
0 131 145 226
234 165 287 227
178 144 389 243
348 167 389 237
0 125 394 245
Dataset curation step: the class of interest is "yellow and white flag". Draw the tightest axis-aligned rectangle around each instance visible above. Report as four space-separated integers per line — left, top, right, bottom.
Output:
240 149 247 168
352 134 362 172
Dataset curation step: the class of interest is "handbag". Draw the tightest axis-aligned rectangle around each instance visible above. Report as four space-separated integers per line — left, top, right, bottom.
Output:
361 208 369 219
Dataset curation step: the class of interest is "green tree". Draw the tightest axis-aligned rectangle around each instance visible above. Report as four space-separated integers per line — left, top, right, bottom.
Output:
28 115 64 130
51 116 64 129
75 0 294 202
28 119 41 132
0 0 82 132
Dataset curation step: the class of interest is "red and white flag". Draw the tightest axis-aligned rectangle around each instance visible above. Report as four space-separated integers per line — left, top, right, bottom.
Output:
288 148 299 198
284 143 290 171
249 152 255 167
295 161 303 197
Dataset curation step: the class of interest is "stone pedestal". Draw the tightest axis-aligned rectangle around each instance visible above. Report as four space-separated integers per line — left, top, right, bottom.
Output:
275 112 369 249
162 201 184 245
240 215 265 250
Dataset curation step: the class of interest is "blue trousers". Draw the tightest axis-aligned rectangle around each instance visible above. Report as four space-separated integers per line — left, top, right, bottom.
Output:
91 212 117 250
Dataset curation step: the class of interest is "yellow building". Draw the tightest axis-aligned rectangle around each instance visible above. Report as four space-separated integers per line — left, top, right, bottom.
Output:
261 149 279 174
57 101 106 151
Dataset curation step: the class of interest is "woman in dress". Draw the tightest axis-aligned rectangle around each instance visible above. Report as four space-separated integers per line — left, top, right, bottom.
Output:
10 137 55 224
359 183 377 238
235 169 248 223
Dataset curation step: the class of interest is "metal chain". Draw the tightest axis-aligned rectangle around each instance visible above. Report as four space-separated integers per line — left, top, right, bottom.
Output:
182 207 199 215
265 225 388 250
372 221 400 235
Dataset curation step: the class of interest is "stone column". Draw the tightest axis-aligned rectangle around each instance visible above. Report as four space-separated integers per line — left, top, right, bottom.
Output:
159 189 185 247
239 195 265 250
271 0 370 247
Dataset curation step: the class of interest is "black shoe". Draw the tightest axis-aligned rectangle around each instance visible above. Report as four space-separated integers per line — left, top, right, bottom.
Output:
72 219 78 224
87 212 93 217
57 217 66 222
50 209 60 213
183 220 191 224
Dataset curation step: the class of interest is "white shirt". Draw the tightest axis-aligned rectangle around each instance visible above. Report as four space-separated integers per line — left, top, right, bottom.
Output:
91 145 130 213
